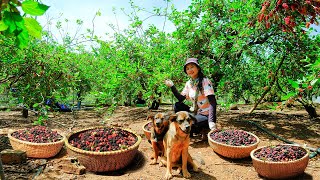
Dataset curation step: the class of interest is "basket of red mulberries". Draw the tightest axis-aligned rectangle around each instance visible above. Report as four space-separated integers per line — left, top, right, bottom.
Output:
65 126 142 172
142 121 152 141
8 126 65 158
250 144 309 179
208 129 260 159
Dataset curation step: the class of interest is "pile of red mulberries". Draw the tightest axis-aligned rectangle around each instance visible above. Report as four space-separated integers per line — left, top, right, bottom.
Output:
210 129 257 146
69 127 137 152
254 145 307 162
12 126 63 143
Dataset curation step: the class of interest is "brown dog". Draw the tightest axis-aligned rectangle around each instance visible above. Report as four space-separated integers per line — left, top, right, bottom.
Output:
148 112 169 165
161 111 199 179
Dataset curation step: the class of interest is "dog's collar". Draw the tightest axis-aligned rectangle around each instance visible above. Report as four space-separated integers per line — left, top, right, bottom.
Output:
179 127 190 137
153 126 168 141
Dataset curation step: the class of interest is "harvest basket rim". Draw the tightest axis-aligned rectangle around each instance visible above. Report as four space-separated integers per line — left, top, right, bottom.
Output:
8 128 65 146
142 121 152 133
65 126 142 155
250 144 309 164
207 129 260 148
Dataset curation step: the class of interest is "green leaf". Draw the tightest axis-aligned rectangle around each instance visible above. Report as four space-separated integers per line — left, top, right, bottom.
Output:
24 17 42 38
0 20 9 31
302 83 308 88
96 10 101 16
281 92 296 101
288 79 299 89
17 30 29 49
312 58 320 69
310 79 318 86
34 116 43 125
3 12 24 34
22 1 49 16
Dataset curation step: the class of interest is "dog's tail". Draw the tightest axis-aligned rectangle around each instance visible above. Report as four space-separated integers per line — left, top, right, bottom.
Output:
192 155 205 165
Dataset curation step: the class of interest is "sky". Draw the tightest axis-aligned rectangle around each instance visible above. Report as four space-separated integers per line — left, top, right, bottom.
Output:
37 0 319 46
37 0 192 44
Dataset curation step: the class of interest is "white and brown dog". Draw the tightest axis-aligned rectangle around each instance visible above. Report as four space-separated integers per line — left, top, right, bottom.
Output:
161 111 199 179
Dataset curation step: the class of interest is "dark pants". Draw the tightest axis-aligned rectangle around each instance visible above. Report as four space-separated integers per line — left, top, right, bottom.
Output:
173 102 209 134
173 101 190 113
149 100 160 110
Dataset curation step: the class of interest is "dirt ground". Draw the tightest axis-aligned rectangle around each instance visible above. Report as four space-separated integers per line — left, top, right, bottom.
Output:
0 104 319 180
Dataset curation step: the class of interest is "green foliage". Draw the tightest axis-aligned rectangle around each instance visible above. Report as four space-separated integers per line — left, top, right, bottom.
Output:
0 0 49 48
0 0 319 120
0 35 81 123
283 56 320 106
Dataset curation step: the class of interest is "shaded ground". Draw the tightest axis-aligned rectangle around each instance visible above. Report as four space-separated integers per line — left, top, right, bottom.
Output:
0 104 319 180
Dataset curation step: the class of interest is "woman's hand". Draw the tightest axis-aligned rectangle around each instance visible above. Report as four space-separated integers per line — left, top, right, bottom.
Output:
164 79 174 87
209 122 216 130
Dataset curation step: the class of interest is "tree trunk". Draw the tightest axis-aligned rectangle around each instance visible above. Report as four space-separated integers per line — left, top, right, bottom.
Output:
248 87 270 113
304 104 318 119
22 109 28 118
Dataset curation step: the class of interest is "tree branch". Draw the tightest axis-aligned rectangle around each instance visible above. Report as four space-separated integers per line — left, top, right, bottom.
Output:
0 75 16 84
249 53 286 113
248 32 276 46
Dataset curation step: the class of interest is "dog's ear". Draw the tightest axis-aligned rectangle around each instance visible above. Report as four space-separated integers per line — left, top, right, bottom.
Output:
164 111 173 120
168 114 177 122
188 113 197 122
146 114 154 121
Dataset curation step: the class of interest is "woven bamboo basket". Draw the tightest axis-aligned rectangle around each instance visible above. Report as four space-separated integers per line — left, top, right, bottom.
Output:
208 130 260 159
65 126 142 172
8 129 65 158
250 144 309 179
142 121 152 141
